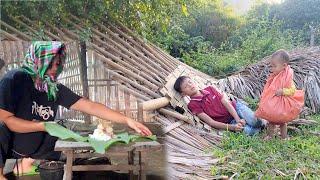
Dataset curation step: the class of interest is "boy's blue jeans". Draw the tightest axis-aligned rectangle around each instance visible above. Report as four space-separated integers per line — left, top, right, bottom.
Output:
230 100 263 136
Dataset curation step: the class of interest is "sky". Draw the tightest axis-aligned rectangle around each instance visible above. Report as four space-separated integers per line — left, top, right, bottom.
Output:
225 0 284 14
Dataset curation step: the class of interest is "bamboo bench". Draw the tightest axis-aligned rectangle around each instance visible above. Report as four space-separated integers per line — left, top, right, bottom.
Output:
54 140 162 180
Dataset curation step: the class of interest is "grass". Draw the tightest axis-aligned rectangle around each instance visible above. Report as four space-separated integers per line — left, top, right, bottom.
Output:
211 114 320 179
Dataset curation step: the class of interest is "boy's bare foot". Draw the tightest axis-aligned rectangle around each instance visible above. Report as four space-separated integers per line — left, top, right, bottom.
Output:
263 135 273 141
13 158 35 175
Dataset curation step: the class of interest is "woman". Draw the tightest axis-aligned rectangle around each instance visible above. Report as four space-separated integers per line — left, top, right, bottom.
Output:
0 41 152 179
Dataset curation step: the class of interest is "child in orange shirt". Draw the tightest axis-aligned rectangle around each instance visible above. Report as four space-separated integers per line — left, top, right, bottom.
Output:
256 49 304 140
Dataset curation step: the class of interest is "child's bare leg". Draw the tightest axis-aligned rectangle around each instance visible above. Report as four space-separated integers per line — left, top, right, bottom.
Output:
0 167 7 180
264 124 275 140
280 123 288 139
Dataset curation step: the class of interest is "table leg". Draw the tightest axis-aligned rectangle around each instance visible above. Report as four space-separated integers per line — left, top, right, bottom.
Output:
138 151 146 180
128 150 134 180
64 150 74 180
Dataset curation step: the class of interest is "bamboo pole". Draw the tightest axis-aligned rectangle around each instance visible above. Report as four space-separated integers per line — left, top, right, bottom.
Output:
0 20 32 40
117 83 151 101
91 35 163 86
20 16 62 41
91 43 159 90
108 21 174 71
9 16 44 38
56 28 157 99
81 19 170 76
115 84 120 110
0 30 21 41
43 22 73 42
124 92 131 116
106 22 174 71
94 52 161 98
93 32 166 81
142 97 170 111
158 108 193 124
64 16 167 81
61 18 161 90
149 43 180 66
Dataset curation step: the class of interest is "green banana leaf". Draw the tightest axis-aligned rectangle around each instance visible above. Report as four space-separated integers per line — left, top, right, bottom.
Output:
44 122 88 142
44 122 157 154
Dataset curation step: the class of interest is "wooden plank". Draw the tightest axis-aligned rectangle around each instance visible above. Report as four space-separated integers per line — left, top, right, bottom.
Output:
78 41 90 124
162 121 185 134
72 164 139 171
55 140 135 152
128 150 134 180
64 150 74 180
124 92 130 116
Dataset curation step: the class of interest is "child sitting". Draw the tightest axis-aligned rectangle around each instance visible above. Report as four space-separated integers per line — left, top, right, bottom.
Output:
255 49 304 140
174 76 265 135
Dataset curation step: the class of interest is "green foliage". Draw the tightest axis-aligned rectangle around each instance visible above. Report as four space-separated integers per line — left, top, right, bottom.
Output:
212 117 320 179
181 1 241 47
270 0 320 30
243 97 259 111
179 11 305 77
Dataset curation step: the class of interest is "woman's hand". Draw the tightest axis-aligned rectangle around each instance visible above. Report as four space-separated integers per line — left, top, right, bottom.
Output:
126 118 152 136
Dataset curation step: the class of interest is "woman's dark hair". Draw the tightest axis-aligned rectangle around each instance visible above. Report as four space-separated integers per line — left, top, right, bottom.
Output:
174 76 189 93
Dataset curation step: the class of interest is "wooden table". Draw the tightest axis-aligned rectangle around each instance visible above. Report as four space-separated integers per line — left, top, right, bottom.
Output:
54 140 162 180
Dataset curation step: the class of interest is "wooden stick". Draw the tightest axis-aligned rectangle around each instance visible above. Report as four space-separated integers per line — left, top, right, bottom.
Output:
158 108 193 124
0 29 21 40
117 83 151 101
43 22 73 41
107 22 174 72
142 97 170 111
0 20 32 40
93 52 161 98
85 18 169 76
91 35 163 86
91 43 159 90
62 17 163 89
20 16 62 41
109 21 174 71
9 16 41 37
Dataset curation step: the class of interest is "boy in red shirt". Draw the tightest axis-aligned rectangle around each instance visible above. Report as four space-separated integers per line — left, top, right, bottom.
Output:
174 76 265 135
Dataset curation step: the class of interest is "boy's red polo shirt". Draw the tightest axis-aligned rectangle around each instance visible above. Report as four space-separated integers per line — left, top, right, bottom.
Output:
187 86 236 123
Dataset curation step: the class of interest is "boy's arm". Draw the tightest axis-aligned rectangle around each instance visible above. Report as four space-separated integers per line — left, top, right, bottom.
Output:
197 112 243 132
220 93 245 125
282 81 296 96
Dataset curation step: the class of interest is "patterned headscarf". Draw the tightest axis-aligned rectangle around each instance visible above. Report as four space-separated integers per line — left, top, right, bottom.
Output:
22 41 66 101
